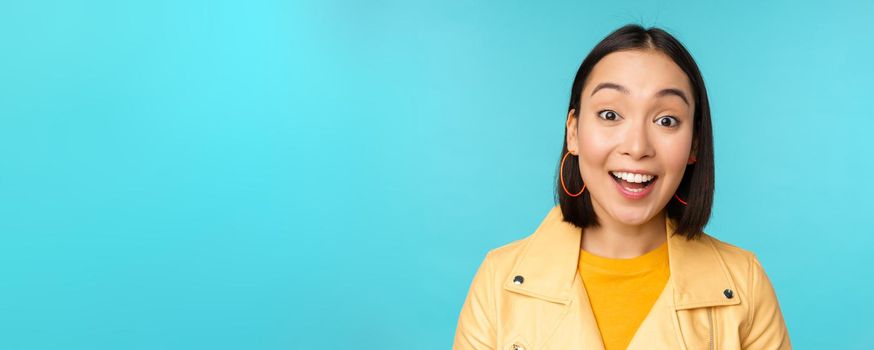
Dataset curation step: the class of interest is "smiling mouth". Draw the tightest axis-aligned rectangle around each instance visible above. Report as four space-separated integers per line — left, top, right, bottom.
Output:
609 172 658 193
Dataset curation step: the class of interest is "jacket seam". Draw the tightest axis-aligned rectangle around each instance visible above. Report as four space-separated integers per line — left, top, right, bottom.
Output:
744 253 758 337
485 249 498 340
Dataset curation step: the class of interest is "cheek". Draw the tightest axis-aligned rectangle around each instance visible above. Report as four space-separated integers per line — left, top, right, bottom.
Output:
576 128 613 171
577 118 607 149
658 138 694 179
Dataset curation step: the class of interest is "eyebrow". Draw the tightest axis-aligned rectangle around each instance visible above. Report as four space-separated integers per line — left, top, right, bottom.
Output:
590 82 690 106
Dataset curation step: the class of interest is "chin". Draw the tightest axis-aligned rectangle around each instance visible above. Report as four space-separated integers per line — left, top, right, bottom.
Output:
610 208 655 226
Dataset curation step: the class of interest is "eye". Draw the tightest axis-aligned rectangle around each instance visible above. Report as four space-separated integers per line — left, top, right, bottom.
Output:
656 115 679 128
597 109 621 121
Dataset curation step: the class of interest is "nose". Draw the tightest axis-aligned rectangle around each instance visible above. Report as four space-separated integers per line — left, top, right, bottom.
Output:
619 118 654 160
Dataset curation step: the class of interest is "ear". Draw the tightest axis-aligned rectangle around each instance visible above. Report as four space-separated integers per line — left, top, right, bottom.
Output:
566 109 579 155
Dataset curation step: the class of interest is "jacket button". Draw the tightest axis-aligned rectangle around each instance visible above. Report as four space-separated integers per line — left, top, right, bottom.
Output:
513 275 524 285
723 288 734 299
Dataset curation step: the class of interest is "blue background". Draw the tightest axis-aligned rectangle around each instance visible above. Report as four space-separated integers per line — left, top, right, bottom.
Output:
1 0 872 348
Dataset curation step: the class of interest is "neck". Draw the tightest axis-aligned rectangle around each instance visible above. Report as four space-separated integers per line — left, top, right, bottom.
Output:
580 206 667 259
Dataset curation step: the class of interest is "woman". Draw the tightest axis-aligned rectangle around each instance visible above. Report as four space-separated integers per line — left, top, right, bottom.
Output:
453 25 791 350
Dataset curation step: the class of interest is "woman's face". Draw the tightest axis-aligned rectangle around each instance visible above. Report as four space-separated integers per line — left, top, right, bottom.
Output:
566 49 696 226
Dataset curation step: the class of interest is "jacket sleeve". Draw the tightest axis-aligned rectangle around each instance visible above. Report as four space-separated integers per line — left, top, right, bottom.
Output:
453 250 498 350
742 254 792 350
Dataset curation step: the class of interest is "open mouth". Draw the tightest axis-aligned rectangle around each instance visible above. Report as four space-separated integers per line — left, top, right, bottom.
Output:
609 171 658 193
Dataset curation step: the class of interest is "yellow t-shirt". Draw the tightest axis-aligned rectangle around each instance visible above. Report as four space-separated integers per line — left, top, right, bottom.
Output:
577 241 670 350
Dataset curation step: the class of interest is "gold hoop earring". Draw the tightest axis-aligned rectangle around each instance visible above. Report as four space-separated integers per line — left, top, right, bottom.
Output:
560 151 586 197
674 193 688 206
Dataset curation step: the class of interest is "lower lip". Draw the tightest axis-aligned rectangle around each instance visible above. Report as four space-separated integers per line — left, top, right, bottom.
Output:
612 175 657 200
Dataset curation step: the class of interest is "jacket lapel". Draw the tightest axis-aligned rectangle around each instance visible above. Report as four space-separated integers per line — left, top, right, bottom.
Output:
502 205 580 304
666 217 741 310
626 281 683 349
502 205 603 348
503 205 741 348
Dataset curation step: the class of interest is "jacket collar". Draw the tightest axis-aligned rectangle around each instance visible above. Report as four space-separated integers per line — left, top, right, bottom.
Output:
503 205 740 310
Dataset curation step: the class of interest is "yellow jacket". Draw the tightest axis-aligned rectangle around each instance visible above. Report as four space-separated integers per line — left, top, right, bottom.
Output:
453 205 791 349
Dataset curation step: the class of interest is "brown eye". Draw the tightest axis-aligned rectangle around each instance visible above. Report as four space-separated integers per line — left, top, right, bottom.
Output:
656 116 679 127
597 110 620 121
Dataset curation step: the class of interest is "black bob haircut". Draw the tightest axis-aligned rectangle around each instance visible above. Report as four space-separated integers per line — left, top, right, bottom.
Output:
555 24 714 240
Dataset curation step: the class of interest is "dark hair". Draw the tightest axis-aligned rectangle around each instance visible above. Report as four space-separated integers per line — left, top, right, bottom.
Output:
555 24 714 240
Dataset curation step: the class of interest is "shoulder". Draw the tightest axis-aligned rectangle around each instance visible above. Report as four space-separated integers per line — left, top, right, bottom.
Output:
701 232 765 275
481 234 531 275
700 232 767 287
703 233 758 264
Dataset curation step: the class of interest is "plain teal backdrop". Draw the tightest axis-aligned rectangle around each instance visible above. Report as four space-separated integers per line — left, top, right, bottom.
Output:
1 0 872 348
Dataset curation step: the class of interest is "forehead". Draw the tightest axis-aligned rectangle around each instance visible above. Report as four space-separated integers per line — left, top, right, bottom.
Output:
584 49 693 99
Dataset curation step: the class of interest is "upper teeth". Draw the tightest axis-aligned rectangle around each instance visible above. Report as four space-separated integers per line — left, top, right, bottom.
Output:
611 171 655 183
